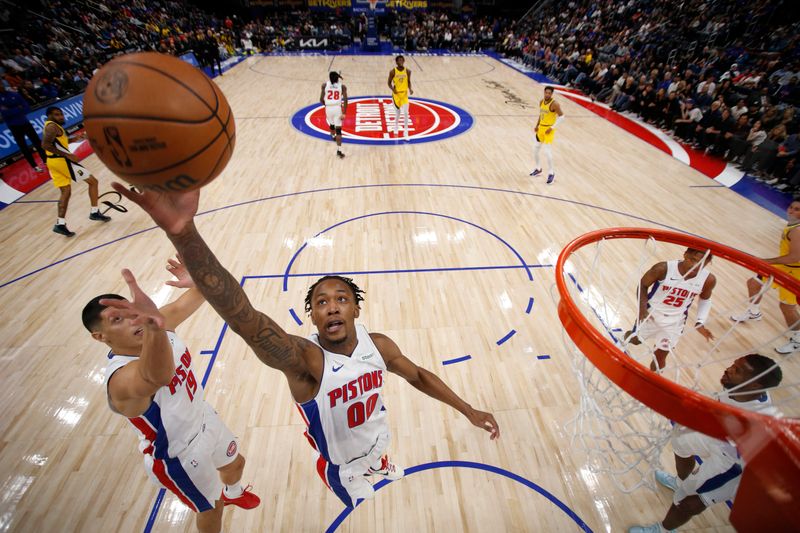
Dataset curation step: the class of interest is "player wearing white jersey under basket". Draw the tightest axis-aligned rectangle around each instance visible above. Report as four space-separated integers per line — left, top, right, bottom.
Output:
320 71 348 159
82 256 260 533
107 183 501 509
626 248 717 370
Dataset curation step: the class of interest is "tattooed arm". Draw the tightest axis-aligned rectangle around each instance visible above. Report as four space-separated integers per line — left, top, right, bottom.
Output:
111 185 322 400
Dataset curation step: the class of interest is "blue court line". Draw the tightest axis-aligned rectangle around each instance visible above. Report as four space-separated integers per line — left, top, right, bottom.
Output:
496 329 516 345
199 350 213 355
1 182 701 290
247 263 550 280
525 297 534 314
11 199 59 203
537 354 551 360
324 460 593 532
289 308 303 326
441 355 472 366
281 210 536 292
688 184 726 188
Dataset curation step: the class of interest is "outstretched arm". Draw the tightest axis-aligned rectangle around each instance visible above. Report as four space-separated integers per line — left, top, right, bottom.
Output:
111 185 316 385
372 332 499 440
159 254 205 331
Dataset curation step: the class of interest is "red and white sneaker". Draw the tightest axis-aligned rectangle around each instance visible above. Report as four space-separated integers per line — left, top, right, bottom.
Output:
364 455 404 481
221 484 261 509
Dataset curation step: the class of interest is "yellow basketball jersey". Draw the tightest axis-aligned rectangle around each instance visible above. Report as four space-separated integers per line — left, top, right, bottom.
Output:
393 67 408 93
44 120 69 158
539 99 556 127
781 221 800 267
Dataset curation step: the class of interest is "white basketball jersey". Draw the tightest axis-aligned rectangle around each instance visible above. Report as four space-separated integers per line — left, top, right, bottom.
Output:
324 81 343 106
647 260 710 322
296 324 389 466
105 331 205 459
716 391 781 459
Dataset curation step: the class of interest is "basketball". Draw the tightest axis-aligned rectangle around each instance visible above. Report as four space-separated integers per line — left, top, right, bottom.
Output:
83 52 235 192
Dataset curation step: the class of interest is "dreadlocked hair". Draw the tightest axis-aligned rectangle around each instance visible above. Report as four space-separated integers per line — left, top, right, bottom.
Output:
304 275 365 314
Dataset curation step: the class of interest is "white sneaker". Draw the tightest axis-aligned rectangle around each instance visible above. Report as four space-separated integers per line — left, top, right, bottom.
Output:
730 310 762 322
365 455 404 481
654 470 677 492
628 524 673 533
776 336 800 355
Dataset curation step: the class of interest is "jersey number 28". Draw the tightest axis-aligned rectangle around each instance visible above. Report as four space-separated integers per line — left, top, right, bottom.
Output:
326 90 340 101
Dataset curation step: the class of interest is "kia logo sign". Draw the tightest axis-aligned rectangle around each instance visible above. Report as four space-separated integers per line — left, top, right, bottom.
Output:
291 96 473 145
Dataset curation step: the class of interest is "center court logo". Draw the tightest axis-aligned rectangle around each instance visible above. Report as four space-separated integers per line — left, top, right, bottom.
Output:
291 96 473 145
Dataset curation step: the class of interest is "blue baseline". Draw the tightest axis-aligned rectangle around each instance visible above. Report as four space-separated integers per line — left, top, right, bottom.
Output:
537 354 551 360
441 355 472 365
290 95 474 145
249 263 550 280
281 210 536 292
289 308 304 326
324 460 593 533
496 329 516 345
2 182 703 290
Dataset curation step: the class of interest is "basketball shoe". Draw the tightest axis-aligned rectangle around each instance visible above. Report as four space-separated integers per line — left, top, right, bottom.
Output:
364 455 404 481
776 332 800 355
730 310 762 322
529 168 542 177
221 484 261 509
628 524 674 533
53 223 75 237
654 470 678 491
546 173 555 184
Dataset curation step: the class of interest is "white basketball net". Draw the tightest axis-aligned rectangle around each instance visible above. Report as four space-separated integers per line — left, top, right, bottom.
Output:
368 0 378 10
558 234 800 493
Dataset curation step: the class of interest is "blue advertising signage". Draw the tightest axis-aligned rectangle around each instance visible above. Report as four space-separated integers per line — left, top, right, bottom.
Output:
0 92 84 161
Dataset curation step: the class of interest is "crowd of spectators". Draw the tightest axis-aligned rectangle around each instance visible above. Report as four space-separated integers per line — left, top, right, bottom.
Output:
499 0 800 193
387 10 507 52
0 0 247 107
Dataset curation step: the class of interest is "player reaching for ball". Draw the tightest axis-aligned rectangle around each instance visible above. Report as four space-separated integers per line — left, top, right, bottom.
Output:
43 106 110 237
82 255 260 533
624 248 716 371
111 184 500 509
320 71 347 159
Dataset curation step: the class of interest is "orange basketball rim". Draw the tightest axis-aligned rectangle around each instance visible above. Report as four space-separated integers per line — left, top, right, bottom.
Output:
555 227 800 531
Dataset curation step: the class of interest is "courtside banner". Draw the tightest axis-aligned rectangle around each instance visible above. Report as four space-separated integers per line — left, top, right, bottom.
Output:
0 92 84 161
309 0 350 10
352 0 386 14
387 0 428 9
179 52 201 68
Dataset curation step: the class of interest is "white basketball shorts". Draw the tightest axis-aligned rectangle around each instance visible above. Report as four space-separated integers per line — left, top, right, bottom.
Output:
636 315 685 351
325 105 343 128
142 402 239 512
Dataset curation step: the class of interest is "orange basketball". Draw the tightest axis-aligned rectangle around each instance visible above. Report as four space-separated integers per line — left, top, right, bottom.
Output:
83 52 235 192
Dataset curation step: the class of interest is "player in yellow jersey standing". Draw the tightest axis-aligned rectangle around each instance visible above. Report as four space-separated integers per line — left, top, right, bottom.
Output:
530 86 564 184
388 55 413 140
731 198 800 354
42 106 110 237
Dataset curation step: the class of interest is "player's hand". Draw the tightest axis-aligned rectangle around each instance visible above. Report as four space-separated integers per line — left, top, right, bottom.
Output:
466 407 500 440
392 88 397 94
410 88 414 95
696 324 714 341
111 182 199 237
165 253 195 289
545 127 552 134
624 329 642 345
101 269 166 329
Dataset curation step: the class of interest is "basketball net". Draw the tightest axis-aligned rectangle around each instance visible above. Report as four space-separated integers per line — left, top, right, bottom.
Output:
368 0 378 11
558 230 799 494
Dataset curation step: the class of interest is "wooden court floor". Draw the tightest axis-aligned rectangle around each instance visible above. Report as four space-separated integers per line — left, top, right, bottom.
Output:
0 55 790 532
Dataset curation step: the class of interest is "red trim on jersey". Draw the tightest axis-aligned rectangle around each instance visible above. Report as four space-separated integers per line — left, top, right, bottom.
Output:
316 455 331 489
129 415 197 511
152 457 199 512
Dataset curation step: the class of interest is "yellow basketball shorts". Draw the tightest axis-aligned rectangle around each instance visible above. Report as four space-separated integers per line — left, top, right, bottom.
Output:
536 125 555 144
759 264 800 305
47 158 91 188
393 91 409 108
